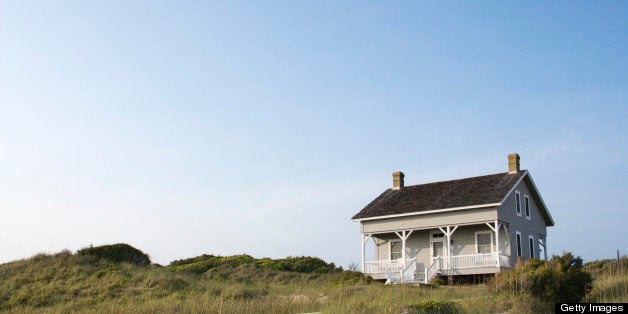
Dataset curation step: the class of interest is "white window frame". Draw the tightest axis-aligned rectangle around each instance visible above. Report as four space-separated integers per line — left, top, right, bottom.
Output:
515 191 522 216
389 240 402 260
528 235 535 259
516 231 522 258
524 195 531 220
474 231 494 254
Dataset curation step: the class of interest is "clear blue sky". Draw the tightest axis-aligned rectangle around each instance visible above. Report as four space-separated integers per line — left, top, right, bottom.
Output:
1 1 626 267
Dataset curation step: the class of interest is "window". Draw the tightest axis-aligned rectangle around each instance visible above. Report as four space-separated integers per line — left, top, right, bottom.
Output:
432 233 444 238
516 231 522 258
529 236 535 259
515 191 522 215
475 232 493 254
390 241 402 260
524 195 531 219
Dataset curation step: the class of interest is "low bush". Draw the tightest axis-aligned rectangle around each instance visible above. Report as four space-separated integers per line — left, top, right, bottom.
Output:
405 300 462 313
77 243 151 266
328 270 373 286
257 256 341 273
488 252 592 302
429 276 447 286
170 254 218 267
169 254 341 274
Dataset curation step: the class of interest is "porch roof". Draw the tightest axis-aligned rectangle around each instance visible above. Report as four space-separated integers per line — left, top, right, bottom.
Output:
352 171 525 220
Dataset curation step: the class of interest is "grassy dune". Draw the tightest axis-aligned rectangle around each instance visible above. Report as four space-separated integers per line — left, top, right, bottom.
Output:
584 257 628 303
0 247 625 313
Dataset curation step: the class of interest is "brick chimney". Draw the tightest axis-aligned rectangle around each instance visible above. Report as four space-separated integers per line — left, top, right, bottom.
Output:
508 153 520 174
392 171 405 189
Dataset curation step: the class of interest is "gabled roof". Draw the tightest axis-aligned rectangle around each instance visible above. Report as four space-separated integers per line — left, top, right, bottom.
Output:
352 170 553 225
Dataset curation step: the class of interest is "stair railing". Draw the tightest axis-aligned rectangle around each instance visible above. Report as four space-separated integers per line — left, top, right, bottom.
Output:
424 256 441 284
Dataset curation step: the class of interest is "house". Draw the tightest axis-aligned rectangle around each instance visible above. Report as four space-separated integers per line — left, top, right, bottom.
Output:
351 153 554 284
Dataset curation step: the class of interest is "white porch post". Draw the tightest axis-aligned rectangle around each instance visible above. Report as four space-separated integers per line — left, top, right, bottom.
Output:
361 234 372 273
393 230 413 283
486 220 502 266
438 225 458 269
394 230 414 268
446 226 451 268
485 220 501 254
543 237 548 261
495 220 500 256
361 234 365 273
402 231 406 265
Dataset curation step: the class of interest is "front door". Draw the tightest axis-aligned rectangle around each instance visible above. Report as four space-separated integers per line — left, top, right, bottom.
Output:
431 240 444 261
430 231 447 263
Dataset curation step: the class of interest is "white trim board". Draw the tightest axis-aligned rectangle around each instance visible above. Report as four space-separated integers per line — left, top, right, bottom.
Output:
525 174 555 226
351 203 501 222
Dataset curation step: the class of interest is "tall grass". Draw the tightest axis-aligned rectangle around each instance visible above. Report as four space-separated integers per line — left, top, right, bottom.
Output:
584 256 628 303
1 249 624 313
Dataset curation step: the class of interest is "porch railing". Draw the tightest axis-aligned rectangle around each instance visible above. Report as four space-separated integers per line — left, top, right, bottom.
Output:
365 253 511 278
424 256 441 283
364 258 415 275
438 253 510 270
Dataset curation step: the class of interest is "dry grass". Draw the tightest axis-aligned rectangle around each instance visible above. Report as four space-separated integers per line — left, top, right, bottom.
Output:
585 271 628 303
1 251 624 313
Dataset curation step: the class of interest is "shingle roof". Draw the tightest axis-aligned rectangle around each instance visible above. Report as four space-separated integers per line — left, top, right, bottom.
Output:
351 171 526 220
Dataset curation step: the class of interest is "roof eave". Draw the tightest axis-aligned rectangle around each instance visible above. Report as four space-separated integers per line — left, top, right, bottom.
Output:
525 173 555 226
351 202 501 222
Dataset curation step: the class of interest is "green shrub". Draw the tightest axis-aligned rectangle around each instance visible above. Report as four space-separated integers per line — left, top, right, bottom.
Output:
168 255 255 274
489 252 592 302
77 243 151 266
429 276 446 286
168 254 341 274
173 258 220 274
406 300 462 313
328 270 373 285
273 256 341 273
220 254 255 267
257 256 341 273
170 254 217 267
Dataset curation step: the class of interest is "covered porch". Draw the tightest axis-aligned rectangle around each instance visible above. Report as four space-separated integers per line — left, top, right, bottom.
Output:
360 220 512 284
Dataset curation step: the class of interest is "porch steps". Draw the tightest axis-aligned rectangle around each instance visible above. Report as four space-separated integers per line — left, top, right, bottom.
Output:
414 271 426 283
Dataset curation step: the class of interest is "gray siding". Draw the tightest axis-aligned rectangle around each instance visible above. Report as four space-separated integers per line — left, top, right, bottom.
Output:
361 206 498 234
498 177 548 266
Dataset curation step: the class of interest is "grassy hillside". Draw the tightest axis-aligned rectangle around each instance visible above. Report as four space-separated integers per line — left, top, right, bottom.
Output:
0 245 624 313
583 256 628 303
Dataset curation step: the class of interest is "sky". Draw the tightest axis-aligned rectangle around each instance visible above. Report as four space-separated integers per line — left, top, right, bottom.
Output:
0 1 626 268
